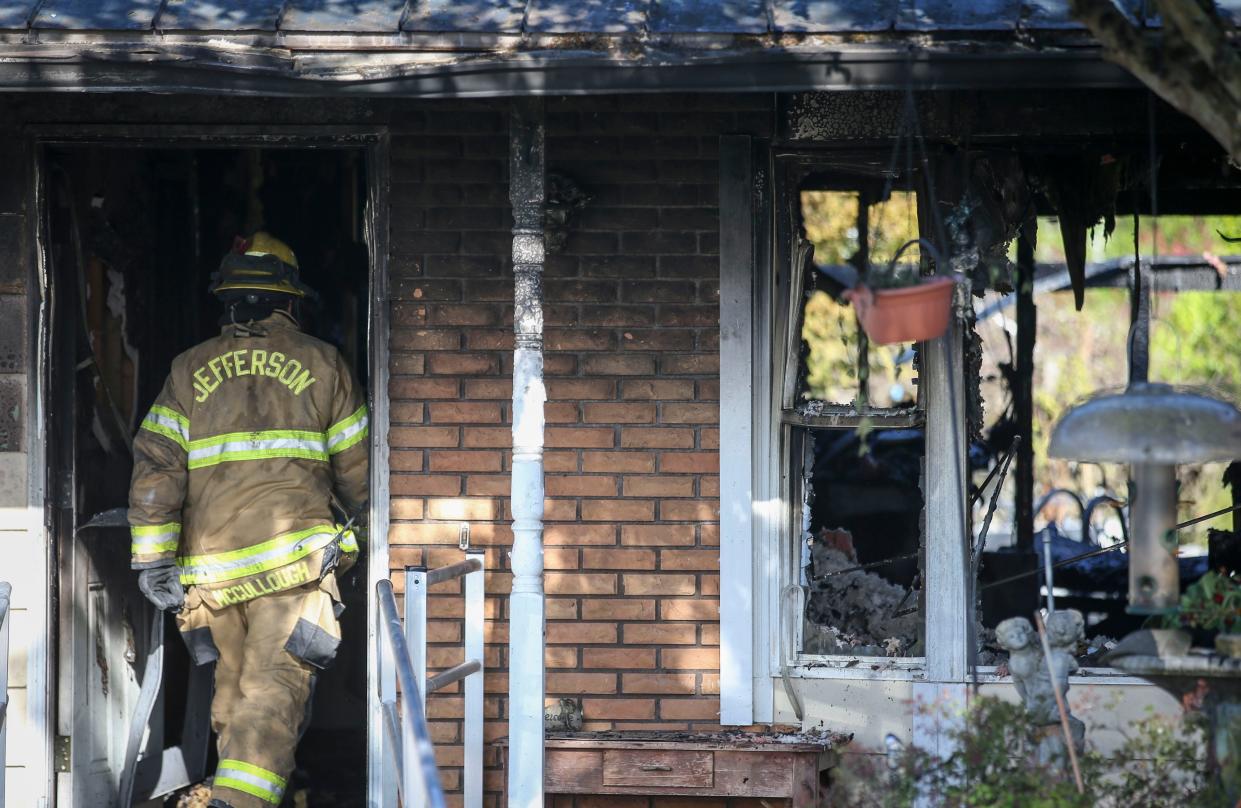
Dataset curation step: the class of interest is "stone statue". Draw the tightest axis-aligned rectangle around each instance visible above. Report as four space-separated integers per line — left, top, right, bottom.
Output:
995 610 1085 766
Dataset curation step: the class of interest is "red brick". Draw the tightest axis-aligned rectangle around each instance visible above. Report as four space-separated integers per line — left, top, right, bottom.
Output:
392 426 460 447
620 329 695 351
661 648 719 669
659 699 720 721
547 673 618 695
622 674 697 695
700 428 720 449
547 598 579 620
623 623 697 645
462 427 511 447
424 496 496 521
391 378 459 399
546 427 614 449
429 402 503 423
392 475 461 496
547 622 618 644
661 403 718 424
428 450 502 472
700 575 719 595
581 355 655 376
390 523 461 544
427 303 503 326
697 379 720 400
623 574 696 595
583 403 656 424
584 451 655 473
582 500 654 522
582 699 655 720
700 624 720 645
428 352 501 375
547 647 579 668
389 451 425 472
390 499 424 520
622 476 695 497
546 475 618 497
700 674 721 695
389 352 425 377
660 599 720 621
545 451 579 472
581 549 657 570
546 328 615 351
699 525 721 546
546 378 615 400
620 379 696 400
545 524 617 545
394 328 460 351
391 402 426 423
660 501 720 521
621 525 696 546
619 428 694 449
546 402 581 423
544 548 580 570
465 475 510 495
581 598 657 620
583 648 656 669
659 452 719 473
660 354 719 372
657 308 716 330
699 476 720 497
545 573 617 595
463 379 512 399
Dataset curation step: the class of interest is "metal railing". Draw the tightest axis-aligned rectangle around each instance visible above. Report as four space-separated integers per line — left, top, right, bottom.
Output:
376 552 485 808
0 581 11 808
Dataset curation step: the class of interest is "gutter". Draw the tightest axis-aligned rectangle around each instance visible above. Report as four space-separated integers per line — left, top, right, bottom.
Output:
0 47 1138 97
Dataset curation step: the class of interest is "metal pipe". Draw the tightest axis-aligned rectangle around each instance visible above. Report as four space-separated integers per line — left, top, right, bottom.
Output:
376 579 446 808
1042 529 1056 613
404 568 428 713
426 557 484 586
463 554 485 808
426 660 483 693
1129 463 1179 614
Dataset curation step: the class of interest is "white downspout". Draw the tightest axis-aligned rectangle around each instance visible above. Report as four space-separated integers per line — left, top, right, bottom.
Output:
506 97 547 808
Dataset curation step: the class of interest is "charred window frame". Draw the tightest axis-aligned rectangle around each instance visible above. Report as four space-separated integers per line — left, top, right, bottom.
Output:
769 151 969 682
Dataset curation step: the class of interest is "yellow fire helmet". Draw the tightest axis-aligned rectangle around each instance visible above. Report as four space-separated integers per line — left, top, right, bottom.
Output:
209 232 318 300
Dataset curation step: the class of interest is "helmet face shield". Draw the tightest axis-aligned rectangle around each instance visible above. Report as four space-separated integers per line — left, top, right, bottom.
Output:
209 236 319 301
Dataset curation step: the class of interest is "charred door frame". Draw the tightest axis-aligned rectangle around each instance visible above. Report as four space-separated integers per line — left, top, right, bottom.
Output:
30 124 392 805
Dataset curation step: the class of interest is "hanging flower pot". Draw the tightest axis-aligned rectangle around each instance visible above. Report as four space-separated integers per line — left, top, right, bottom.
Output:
844 238 956 345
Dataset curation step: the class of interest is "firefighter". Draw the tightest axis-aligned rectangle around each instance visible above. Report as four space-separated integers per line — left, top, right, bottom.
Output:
128 232 369 808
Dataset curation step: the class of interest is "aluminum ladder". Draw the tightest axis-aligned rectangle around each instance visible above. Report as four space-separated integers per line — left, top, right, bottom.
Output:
376 552 485 808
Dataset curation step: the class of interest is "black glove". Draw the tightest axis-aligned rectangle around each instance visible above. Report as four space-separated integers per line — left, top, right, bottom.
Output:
138 566 185 613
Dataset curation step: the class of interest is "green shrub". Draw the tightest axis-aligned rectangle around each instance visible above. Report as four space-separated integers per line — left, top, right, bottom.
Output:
828 696 1223 808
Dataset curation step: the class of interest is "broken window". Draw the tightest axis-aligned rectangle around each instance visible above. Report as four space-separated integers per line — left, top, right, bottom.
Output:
786 174 928 660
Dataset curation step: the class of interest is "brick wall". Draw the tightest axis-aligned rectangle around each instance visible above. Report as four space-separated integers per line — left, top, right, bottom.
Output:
386 95 772 804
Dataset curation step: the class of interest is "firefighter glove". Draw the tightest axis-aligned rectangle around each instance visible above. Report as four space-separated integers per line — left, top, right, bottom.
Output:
138 565 185 613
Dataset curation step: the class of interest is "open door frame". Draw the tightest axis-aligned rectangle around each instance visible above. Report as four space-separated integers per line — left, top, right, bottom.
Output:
31 125 391 807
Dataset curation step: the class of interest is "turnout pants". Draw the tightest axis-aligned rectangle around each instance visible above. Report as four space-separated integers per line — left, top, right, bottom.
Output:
177 577 343 808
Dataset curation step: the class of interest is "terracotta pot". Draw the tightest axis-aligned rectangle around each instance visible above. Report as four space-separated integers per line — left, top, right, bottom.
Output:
846 276 955 345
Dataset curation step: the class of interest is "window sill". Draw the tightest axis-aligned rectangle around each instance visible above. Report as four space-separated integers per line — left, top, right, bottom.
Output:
783 662 1152 686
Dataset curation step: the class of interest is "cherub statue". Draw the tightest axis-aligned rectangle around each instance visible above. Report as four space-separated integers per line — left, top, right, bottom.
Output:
995 611 1086 767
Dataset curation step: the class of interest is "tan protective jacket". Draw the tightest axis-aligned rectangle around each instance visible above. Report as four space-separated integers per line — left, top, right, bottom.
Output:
128 311 369 608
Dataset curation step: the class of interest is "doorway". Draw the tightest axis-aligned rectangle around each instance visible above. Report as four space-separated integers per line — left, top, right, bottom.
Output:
42 140 380 807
